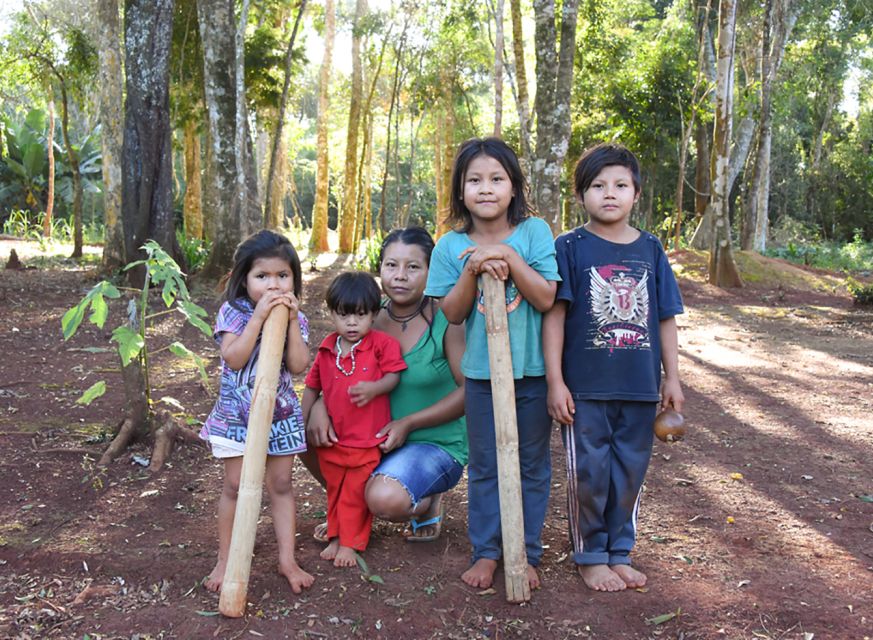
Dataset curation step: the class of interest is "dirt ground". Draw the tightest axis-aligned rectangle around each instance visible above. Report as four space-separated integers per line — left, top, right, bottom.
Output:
0 238 871 640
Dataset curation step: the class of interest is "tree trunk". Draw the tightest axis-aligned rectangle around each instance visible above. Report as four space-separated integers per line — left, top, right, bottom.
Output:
44 92 55 238
531 0 579 234
339 0 367 254
97 0 125 271
708 0 742 288
493 0 504 136
52 75 84 258
121 0 178 284
198 0 246 276
263 0 306 227
309 0 335 253
744 0 799 252
235 0 261 237
183 119 203 239
509 0 532 167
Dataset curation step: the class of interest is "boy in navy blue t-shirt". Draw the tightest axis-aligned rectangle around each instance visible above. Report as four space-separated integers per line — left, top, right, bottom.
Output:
543 143 685 592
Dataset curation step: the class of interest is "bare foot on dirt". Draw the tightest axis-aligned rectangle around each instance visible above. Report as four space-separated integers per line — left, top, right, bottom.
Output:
333 545 358 568
578 564 627 592
203 561 226 593
527 564 542 590
611 564 647 588
278 560 315 594
461 558 498 589
320 538 339 561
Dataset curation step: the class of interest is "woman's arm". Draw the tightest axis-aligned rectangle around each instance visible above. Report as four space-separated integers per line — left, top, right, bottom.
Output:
376 321 466 452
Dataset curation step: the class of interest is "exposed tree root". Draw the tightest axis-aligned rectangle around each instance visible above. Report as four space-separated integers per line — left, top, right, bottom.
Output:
98 417 141 466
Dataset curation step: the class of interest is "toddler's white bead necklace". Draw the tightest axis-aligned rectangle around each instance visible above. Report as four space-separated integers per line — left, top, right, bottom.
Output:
335 335 362 376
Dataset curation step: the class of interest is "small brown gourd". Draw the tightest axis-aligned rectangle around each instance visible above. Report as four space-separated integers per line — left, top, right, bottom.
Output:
654 409 686 443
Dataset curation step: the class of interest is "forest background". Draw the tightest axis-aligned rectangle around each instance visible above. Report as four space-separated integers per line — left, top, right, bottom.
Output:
0 0 871 285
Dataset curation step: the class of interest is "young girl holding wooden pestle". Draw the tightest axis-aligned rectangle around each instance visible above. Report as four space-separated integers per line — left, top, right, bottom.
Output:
425 138 559 592
199 230 314 595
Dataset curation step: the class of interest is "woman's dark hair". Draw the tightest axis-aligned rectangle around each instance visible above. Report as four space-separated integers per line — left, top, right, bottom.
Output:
447 137 532 233
378 226 435 268
573 143 642 197
223 229 303 306
325 271 381 315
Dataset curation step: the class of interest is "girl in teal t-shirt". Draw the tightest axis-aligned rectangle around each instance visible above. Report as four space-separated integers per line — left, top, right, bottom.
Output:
425 137 559 594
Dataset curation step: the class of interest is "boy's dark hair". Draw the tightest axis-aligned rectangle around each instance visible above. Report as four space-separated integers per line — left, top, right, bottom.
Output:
224 229 302 305
325 271 381 315
573 143 642 197
379 226 435 267
447 137 532 233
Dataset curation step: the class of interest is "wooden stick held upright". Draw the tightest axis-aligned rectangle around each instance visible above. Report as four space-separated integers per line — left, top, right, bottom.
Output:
219 305 290 618
481 276 531 604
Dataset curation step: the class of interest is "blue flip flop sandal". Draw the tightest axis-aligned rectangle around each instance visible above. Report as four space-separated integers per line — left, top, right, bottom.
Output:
405 503 444 543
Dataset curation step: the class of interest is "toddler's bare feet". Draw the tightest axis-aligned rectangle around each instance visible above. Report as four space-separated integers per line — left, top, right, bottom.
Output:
320 538 339 561
527 564 542 590
461 558 498 589
333 545 358 568
203 560 226 593
578 564 626 592
611 564 647 588
278 560 315 594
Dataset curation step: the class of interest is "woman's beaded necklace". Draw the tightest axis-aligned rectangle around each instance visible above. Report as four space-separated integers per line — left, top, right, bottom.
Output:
385 297 427 332
335 335 362 376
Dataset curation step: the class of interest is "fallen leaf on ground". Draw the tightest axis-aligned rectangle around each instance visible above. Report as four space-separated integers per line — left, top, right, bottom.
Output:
646 608 680 625
72 584 120 605
477 588 497 596
730 473 744 481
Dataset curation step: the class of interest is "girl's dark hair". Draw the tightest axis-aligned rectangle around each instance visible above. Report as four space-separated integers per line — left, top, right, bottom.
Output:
325 271 381 315
223 229 303 306
378 226 435 267
447 137 532 233
573 143 642 196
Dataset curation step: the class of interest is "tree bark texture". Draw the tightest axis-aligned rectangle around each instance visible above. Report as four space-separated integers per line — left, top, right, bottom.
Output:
183 120 203 239
198 0 247 275
309 0 335 253
121 0 178 283
531 0 579 234
97 0 126 270
708 0 742 287
44 93 55 238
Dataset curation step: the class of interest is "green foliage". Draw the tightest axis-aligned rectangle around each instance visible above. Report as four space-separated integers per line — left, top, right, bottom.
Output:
177 231 212 273
766 231 873 273
845 277 873 306
62 241 212 406
354 230 384 273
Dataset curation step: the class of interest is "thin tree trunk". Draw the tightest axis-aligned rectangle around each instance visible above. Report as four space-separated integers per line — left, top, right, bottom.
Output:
44 91 54 238
309 0 335 253
183 120 203 239
263 0 306 226
52 76 84 258
378 36 405 230
708 0 742 287
493 0 505 136
339 0 367 253
509 0 531 167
